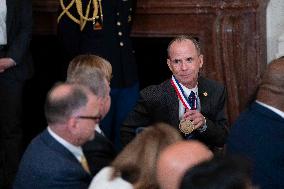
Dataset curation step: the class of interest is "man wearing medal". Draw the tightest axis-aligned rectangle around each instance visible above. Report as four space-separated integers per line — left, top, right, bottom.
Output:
121 35 228 151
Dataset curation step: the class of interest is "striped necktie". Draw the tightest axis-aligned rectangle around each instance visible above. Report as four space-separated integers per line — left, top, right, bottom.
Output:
188 91 197 110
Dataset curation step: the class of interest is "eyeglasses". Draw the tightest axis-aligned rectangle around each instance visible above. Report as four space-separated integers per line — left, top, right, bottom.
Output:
76 115 101 122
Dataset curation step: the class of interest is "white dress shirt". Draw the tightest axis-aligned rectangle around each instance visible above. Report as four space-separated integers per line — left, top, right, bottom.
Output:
178 83 207 132
47 127 84 162
178 83 199 120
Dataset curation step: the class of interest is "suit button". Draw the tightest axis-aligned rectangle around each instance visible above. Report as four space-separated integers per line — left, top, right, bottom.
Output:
117 21 121 26
117 12 120 16
118 32 122 36
120 42 124 46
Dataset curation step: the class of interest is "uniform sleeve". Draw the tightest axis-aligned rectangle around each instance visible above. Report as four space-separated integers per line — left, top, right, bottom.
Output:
7 0 32 65
120 88 153 147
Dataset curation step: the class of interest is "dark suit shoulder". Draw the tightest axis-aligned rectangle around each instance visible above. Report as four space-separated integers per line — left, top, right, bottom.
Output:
198 76 226 101
83 131 117 175
17 131 78 174
140 79 172 99
199 76 225 89
14 130 91 189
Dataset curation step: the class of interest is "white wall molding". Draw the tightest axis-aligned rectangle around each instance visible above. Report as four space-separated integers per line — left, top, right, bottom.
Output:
267 0 284 63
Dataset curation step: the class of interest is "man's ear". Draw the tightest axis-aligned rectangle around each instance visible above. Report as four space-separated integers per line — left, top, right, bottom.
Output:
167 59 173 72
66 117 78 134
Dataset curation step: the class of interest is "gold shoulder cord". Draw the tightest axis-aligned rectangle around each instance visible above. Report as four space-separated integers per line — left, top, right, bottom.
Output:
58 0 103 31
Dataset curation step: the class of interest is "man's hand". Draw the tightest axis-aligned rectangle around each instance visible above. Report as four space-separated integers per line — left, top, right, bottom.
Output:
0 58 16 73
183 109 206 130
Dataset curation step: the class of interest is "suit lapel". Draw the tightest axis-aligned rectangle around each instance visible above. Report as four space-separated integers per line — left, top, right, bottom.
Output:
164 80 180 127
198 77 210 114
41 129 92 177
41 129 81 165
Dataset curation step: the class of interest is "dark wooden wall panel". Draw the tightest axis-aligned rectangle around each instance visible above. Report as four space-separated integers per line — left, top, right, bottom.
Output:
32 0 58 35
131 0 269 124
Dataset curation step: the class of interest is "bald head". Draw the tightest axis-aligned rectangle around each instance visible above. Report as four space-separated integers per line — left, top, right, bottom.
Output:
45 82 92 125
157 141 213 189
257 57 284 111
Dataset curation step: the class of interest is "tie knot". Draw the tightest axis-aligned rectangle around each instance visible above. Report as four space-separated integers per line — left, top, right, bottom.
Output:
188 91 195 99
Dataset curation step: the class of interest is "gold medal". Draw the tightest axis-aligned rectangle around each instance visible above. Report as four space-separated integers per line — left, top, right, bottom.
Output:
179 118 195 135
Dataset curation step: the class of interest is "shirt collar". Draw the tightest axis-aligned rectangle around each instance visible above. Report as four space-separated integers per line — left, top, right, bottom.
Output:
47 127 83 161
180 83 198 97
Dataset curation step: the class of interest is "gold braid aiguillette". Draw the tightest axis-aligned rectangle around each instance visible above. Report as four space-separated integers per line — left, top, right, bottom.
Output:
58 0 103 31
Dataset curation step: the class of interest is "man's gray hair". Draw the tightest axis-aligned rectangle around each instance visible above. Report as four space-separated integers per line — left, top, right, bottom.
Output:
44 82 90 124
66 67 108 98
167 35 201 57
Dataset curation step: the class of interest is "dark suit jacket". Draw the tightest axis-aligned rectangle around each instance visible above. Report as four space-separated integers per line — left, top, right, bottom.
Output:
14 129 92 189
121 76 228 149
57 0 138 88
83 131 117 176
227 102 284 189
5 0 33 80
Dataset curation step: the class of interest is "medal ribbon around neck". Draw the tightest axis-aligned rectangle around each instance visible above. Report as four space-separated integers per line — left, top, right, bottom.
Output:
170 75 197 110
